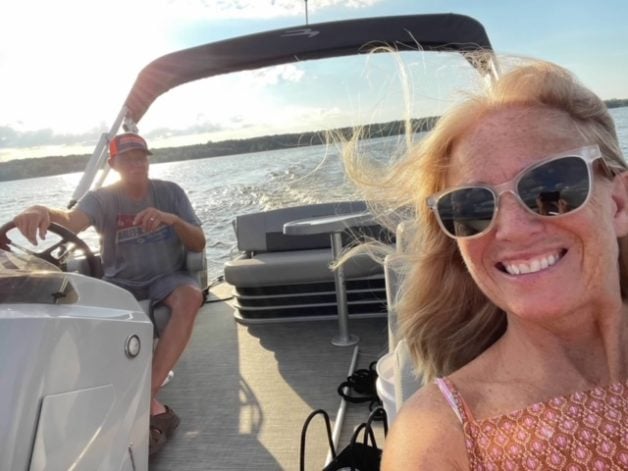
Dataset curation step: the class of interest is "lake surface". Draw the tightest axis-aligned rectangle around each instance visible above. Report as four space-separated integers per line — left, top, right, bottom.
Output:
2 107 628 280
0 135 403 280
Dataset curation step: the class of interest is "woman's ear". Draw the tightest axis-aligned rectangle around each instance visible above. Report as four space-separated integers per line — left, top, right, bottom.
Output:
611 172 628 237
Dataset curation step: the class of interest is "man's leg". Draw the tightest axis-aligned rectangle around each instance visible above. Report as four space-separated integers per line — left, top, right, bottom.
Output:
151 282 202 414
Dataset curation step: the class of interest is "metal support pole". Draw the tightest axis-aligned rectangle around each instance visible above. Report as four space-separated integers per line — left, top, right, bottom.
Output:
325 345 359 466
304 0 309 25
330 232 359 347
68 105 128 208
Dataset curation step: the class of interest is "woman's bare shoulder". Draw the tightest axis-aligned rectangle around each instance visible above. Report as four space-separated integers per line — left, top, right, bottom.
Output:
381 381 468 470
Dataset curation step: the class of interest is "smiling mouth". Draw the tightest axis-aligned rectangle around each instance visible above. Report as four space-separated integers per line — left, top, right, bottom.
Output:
498 249 567 275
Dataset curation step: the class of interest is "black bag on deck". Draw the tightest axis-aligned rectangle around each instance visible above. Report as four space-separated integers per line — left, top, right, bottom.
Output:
336 360 381 410
299 407 387 471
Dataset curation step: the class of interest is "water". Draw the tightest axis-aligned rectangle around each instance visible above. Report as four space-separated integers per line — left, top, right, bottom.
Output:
2 108 628 280
0 136 403 280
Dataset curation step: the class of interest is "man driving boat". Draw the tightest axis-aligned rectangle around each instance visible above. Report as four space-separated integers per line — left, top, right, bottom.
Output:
12 132 206 456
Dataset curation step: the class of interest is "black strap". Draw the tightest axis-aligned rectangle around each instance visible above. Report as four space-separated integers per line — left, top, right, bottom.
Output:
326 407 387 471
366 406 388 437
299 409 336 471
337 360 381 407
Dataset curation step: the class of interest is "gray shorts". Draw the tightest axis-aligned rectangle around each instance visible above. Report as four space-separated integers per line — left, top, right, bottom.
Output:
108 272 200 306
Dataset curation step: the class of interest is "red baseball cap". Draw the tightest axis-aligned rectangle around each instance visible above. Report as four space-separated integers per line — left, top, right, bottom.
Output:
109 133 153 158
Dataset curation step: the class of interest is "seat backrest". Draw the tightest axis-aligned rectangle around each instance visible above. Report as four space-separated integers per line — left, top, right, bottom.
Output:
234 201 368 253
184 250 208 294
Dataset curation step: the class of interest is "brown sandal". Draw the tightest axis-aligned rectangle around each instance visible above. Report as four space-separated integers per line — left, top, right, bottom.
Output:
150 405 180 438
149 426 167 456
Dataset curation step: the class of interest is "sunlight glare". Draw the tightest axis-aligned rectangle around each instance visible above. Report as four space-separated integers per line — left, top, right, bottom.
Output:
1 0 171 134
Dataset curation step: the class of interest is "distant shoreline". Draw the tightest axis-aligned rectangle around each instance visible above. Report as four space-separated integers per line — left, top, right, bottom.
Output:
606 99 628 109
0 118 437 182
2 101 628 182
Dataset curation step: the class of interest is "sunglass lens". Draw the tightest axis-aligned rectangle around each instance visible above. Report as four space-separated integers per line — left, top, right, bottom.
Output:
518 157 589 216
437 187 495 237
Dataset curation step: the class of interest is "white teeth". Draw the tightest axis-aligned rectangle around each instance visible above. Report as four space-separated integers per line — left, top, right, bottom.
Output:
503 252 562 276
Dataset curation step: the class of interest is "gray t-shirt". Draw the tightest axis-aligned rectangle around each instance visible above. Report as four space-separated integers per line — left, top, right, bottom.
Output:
77 179 201 287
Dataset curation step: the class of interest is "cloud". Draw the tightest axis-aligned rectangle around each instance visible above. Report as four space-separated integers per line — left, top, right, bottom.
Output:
249 64 305 86
0 0 393 160
145 121 226 140
0 126 105 150
169 0 384 20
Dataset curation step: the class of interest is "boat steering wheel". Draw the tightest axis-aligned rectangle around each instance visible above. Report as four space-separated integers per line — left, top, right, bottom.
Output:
0 221 103 278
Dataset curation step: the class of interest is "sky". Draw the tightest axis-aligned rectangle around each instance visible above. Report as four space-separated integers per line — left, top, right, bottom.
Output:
2 0 628 162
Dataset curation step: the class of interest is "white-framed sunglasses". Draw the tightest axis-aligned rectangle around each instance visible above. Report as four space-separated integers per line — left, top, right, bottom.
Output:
427 145 617 239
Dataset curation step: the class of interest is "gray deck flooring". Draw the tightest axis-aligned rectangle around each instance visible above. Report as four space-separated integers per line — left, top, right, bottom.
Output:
149 282 389 470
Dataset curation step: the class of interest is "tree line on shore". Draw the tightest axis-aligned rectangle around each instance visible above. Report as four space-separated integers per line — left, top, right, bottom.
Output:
0 117 437 182
3 99 628 182
606 98 628 109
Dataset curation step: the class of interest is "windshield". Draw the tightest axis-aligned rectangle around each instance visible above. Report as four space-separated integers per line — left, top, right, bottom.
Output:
0 248 79 304
0 247 61 273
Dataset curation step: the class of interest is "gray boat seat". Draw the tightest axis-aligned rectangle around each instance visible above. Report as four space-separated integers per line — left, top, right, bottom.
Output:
225 249 382 287
224 201 392 323
138 250 207 335
67 249 207 334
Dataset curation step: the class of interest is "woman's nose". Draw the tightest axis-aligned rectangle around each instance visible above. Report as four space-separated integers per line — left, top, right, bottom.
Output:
492 191 543 240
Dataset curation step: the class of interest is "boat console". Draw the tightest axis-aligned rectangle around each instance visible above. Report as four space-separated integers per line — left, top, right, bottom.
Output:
0 255 153 470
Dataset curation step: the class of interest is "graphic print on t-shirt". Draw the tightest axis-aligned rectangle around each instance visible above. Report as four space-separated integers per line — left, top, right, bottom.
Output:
115 214 172 245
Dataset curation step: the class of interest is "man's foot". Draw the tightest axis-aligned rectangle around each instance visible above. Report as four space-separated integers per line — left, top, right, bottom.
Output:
149 426 167 456
150 405 181 438
148 405 180 456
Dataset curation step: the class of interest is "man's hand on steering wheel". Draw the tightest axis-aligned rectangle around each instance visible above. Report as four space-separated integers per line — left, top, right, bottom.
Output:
12 205 52 245
0 221 103 278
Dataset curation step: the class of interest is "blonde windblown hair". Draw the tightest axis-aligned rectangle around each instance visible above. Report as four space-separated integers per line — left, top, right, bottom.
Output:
343 57 628 383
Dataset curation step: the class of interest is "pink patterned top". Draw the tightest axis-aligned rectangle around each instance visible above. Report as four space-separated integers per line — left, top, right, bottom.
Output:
435 377 628 470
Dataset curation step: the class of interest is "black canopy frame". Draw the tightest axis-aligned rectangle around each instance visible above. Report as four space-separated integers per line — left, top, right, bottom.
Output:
124 13 495 124
70 13 496 207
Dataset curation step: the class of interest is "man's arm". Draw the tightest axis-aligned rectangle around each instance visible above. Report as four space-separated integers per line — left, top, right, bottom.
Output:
133 208 206 252
171 217 206 252
13 205 91 245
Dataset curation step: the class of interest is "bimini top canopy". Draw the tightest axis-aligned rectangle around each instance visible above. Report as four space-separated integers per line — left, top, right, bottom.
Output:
70 13 495 207
123 13 495 125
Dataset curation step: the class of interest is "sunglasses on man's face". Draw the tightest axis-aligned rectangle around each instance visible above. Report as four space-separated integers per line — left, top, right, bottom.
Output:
427 145 613 239
117 153 149 166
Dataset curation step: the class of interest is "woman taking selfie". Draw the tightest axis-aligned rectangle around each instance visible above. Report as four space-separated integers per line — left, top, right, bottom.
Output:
350 59 628 469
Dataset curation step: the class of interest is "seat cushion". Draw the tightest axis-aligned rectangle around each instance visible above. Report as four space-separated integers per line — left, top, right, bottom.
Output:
224 249 382 287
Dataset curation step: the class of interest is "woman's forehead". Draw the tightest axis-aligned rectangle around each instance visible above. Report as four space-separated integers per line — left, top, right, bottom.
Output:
446 107 583 184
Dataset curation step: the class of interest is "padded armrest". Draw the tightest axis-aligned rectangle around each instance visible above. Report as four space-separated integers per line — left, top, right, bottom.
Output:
185 251 205 272
65 256 92 275
136 250 207 336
